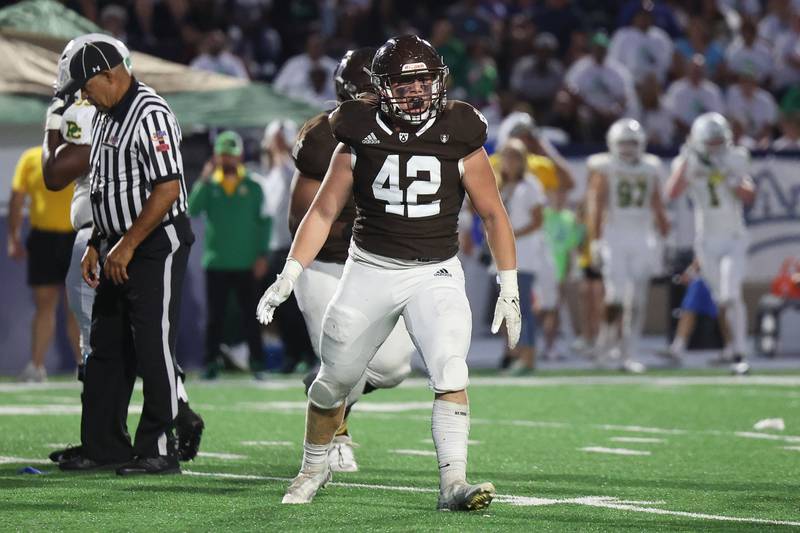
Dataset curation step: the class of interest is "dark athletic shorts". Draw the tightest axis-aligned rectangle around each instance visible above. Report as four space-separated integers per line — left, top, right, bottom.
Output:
26 229 76 286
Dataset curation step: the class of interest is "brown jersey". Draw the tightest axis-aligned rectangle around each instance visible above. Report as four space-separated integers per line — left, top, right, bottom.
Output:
292 112 357 263
329 99 487 261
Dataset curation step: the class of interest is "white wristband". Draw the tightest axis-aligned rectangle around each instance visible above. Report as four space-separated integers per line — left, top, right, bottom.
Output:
497 269 518 298
281 257 304 283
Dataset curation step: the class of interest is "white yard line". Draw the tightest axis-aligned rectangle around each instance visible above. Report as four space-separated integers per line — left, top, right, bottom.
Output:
782 446 800 451
580 446 652 456
0 404 142 416
0 456 50 465
596 424 687 435
735 431 800 443
196 452 248 460
609 437 665 444
3 374 800 395
390 449 437 457
241 441 293 447
183 470 800 527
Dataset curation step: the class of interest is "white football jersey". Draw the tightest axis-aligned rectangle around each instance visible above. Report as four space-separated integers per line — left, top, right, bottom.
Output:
60 100 96 230
675 146 749 239
588 152 662 236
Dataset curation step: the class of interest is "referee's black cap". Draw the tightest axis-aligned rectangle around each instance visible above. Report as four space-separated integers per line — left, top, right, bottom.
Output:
63 41 125 94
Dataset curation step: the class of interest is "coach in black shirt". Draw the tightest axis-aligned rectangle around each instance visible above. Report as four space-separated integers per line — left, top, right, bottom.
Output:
67 40 193 475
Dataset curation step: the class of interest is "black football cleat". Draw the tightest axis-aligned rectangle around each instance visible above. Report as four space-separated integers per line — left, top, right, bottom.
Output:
49 445 83 464
59 454 127 472
116 455 180 476
175 401 204 461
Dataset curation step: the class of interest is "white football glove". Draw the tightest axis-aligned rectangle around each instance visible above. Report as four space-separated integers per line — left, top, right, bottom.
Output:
45 96 70 131
491 270 521 349
256 258 303 325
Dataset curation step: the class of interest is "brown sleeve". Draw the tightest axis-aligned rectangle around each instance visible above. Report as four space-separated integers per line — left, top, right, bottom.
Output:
451 100 488 157
329 99 375 146
292 113 338 181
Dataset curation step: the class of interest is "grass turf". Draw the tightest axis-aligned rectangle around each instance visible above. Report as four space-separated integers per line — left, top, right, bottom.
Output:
1 373 799 532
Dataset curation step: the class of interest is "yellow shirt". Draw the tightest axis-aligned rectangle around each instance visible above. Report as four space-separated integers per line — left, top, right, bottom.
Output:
489 153 559 191
11 146 74 233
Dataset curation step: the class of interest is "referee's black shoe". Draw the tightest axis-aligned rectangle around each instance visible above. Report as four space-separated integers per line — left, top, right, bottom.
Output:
116 454 181 476
49 444 82 464
175 400 204 461
59 454 127 472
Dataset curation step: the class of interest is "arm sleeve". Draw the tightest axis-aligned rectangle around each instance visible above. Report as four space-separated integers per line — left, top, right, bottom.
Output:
186 180 209 216
137 109 184 184
11 149 33 193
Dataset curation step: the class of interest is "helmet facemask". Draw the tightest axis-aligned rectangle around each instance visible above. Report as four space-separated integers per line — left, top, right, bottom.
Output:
373 66 448 125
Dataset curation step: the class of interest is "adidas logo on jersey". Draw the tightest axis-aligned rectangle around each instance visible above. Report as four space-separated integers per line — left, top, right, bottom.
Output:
362 132 380 145
434 268 452 277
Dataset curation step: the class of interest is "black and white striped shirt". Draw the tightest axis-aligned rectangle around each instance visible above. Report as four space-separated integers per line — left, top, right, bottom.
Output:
89 80 187 237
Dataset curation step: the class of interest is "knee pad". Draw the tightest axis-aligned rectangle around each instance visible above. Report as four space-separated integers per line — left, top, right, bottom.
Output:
430 356 469 393
320 304 371 358
308 377 347 410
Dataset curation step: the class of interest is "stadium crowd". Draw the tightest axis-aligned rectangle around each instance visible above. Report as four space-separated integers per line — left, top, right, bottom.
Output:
63 0 800 149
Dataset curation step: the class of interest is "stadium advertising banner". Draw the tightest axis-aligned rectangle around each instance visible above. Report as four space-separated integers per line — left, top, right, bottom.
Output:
746 156 800 283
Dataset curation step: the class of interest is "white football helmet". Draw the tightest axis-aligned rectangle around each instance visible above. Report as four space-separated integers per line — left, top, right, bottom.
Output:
607 118 646 164
55 33 132 97
689 112 732 161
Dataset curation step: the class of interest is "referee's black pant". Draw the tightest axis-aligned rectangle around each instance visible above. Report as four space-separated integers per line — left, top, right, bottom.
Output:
81 215 193 462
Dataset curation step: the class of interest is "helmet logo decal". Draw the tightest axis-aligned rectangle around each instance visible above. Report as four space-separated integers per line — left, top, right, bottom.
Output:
401 62 427 72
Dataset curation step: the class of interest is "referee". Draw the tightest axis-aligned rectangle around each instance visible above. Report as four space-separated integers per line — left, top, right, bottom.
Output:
66 39 193 475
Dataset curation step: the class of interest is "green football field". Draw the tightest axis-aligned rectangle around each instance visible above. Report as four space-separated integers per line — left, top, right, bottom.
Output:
1 372 800 532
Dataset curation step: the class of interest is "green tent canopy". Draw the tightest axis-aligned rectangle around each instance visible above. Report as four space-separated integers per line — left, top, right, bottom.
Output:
0 0 321 129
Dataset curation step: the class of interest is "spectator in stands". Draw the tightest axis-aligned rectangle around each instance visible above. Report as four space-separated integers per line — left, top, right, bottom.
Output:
534 0 584 55
772 10 800 92
99 4 128 44
229 6 283 81
608 0 674 84
616 0 682 38
726 70 779 148
187 132 269 379
725 17 774 85
759 0 794 45
191 30 250 79
638 73 676 147
7 147 80 382
273 33 337 106
430 19 469 95
663 54 725 136
256 120 316 373
509 32 564 120
560 31 639 141
464 38 499 107
773 112 800 150
674 16 725 80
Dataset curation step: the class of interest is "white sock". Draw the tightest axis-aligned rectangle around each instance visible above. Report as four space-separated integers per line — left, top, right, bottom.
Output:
731 298 748 355
176 378 189 403
670 336 686 356
301 441 329 473
431 399 469 491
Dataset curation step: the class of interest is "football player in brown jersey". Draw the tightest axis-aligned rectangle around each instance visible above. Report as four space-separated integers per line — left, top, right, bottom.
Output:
258 35 520 510
290 47 416 474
